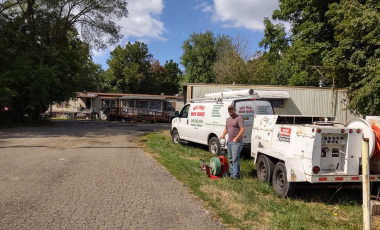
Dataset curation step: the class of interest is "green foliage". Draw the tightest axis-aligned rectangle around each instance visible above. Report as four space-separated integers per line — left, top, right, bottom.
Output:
0 0 128 125
259 0 380 115
106 42 152 94
181 30 220 83
163 60 183 95
106 42 183 95
213 35 257 84
326 0 380 115
259 18 290 63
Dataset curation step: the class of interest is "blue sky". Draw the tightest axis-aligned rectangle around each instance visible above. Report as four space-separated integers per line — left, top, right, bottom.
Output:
92 0 280 70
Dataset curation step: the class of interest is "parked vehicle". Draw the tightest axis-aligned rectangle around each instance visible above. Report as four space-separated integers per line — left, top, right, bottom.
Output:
251 114 380 198
171 89 274 154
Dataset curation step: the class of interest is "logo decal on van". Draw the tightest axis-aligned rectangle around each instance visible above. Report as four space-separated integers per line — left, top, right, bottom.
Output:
277 127 291 143
238 106 254 114
191 105 205 116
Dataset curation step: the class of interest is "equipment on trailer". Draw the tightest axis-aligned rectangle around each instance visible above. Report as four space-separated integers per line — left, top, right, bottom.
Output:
251 115 380 198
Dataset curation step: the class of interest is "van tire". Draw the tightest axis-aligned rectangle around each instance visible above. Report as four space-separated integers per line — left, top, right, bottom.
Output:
272 162 296 198
257 155 275 183
208 137 220 155
172 130 180 144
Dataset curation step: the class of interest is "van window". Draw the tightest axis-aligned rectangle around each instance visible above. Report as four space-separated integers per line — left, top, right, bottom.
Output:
255 105 273 114
235 101 256 121
179 104 190 118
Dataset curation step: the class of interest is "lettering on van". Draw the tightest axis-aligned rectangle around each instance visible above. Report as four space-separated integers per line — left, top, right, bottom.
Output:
257 106 271 114
211 104 223 117
238 106 255 120
238 106 254 114
277 127 291 143
191 105 205 117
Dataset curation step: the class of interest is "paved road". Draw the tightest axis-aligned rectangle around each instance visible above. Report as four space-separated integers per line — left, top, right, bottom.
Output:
0 120 226 230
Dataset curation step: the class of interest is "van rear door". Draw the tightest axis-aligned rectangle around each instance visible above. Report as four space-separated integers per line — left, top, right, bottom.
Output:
235 100 273 144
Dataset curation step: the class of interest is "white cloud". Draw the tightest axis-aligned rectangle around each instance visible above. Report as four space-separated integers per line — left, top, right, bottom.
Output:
207 0 280 31
118 0 166 42
93 0 166 61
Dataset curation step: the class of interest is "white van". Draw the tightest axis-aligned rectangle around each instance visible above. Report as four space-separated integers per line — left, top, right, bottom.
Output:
171 89 274 154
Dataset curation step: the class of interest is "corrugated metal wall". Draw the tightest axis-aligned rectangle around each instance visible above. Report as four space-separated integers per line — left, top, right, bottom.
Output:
185 84 357 123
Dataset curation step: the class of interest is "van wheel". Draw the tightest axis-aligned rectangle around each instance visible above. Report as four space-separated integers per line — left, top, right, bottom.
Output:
257 155 275 183
172 130 180 144
208 137 220 155
272 162 296 198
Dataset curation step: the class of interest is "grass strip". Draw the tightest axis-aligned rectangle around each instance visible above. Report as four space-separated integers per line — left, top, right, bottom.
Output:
141 130 364 229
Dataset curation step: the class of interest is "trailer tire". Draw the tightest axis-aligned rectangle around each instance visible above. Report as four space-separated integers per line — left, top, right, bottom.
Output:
257 155 275 183
272 162 296 198
208 137 220 155
172 130 180 144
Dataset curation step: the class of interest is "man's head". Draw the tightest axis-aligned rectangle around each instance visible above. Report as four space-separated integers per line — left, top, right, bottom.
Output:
228 105 236 116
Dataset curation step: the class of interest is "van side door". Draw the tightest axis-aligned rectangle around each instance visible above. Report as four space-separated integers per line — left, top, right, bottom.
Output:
175 104 190 140
235 100 256 144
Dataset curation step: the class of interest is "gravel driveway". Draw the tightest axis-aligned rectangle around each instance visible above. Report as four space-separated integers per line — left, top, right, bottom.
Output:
0 120 226 229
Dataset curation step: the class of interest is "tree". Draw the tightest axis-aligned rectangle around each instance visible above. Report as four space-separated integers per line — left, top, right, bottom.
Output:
260 0 380 115
106 43 183 95
106 42 152 94
326 0 380 115
261 1 339 86
213 35 255 84
0 0 128 124
1 0 128 50
163 60 183 95
181 30 220 83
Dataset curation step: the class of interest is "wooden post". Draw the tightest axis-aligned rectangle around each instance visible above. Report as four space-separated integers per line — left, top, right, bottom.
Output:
362 138 370 230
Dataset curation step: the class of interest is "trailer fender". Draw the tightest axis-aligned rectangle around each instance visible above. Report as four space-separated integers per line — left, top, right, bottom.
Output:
285 157 307 182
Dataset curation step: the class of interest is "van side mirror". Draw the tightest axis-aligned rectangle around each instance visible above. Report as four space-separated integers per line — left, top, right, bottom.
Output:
175 111 179 117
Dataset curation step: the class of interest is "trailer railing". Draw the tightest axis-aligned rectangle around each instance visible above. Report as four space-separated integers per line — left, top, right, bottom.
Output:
104 107 170 122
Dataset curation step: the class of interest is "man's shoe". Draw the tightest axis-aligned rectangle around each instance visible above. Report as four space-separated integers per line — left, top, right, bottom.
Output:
230 176 239 180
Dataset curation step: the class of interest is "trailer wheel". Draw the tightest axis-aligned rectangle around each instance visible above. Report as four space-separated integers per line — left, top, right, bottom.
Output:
208 137 220 155
172 130 180 144
257 155 275 183
272 162 296 198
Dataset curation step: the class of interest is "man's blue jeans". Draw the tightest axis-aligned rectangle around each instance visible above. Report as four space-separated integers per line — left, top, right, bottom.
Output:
227 141 243 178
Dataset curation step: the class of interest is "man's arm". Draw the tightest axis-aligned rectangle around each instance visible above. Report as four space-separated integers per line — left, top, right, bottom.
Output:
221 128 228 139
233 126 246 142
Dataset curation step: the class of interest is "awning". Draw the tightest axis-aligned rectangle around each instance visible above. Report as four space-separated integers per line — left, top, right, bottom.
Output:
76 92 97 98
100 96 120 99
254 90 290 99
119 95 166 101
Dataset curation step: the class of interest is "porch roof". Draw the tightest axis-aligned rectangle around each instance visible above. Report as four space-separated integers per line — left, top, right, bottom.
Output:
76 92 97 98
119 95 166 101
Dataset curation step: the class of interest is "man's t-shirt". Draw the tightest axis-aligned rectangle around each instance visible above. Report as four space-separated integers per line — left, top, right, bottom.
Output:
226 115 245 142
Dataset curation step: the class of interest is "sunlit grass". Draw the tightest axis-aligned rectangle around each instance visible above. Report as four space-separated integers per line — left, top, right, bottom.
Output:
141 130 364 229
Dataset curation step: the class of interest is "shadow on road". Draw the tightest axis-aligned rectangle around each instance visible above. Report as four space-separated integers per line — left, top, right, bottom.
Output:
0 120 171 139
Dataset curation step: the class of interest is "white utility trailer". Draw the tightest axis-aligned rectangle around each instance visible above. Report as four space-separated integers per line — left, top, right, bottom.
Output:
251 114 380 198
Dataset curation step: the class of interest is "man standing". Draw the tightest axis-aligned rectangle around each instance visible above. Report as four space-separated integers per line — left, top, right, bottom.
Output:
221 104 245 179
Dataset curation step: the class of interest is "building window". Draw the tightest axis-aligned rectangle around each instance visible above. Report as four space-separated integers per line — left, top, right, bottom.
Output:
124 100 136 108
149 101 161 111
103 99 116 108
166 102 175 112
138 100 148 109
